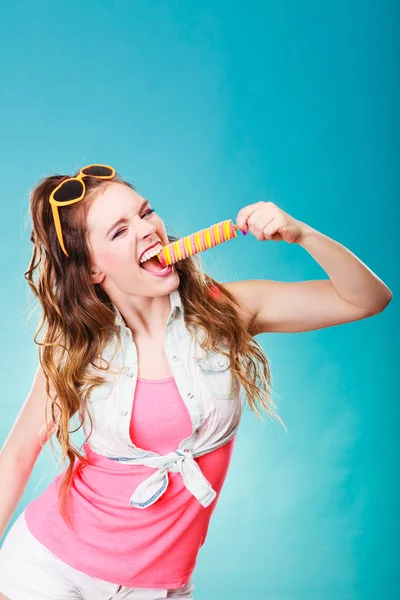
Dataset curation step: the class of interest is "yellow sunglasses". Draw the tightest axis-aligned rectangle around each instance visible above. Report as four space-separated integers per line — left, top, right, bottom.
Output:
49 164 116 257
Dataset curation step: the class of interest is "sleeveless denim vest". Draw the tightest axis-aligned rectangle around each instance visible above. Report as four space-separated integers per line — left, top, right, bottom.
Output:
81 288 244 510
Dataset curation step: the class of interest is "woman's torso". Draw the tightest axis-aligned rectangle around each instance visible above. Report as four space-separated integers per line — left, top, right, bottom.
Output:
25 376 236 588
24 285 243 587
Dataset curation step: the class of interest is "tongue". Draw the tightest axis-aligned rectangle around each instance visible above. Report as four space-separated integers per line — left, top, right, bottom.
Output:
140 256 166 273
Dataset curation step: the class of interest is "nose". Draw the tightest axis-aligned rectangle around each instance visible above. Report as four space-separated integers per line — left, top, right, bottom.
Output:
138 219 158 241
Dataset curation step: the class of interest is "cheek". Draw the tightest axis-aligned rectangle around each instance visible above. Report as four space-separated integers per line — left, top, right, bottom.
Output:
96 245 133 274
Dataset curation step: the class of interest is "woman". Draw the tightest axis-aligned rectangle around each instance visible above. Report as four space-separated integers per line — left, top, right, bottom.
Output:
0 165 391 599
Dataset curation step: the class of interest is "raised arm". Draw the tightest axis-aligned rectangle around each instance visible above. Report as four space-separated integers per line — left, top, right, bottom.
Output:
228 202 392 334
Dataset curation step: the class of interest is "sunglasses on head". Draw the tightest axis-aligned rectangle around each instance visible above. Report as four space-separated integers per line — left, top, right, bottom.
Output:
49 164 115 257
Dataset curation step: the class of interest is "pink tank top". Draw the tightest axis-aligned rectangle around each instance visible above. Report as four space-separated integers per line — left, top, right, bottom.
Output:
24 286 235 588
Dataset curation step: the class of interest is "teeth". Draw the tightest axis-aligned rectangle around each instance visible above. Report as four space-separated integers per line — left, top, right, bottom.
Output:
139 243 163 264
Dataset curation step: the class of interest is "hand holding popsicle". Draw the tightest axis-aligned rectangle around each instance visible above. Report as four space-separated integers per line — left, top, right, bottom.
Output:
156 219 247 267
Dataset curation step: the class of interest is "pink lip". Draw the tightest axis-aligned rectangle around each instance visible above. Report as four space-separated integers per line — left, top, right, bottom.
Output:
142 264 173 278
139 240 162 262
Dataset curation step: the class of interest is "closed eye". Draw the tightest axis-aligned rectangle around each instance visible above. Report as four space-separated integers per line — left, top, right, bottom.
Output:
113 228 127 239
112 208 155 239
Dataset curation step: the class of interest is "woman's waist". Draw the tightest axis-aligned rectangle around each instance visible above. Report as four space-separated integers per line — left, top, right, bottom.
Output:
82 437 235 474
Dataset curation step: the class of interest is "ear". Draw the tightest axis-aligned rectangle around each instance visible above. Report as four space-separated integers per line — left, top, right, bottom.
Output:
91 266 105 285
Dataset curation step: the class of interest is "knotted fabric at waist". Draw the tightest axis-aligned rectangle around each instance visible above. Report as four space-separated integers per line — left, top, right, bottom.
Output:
106 448 217 509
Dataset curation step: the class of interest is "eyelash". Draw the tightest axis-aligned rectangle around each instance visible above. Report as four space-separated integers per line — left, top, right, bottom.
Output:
112 208 155 239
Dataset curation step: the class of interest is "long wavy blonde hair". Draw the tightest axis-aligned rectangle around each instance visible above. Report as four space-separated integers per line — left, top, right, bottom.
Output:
23 169 286 528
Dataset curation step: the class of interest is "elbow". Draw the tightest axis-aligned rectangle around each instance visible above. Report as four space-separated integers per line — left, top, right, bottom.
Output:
368 288 393 316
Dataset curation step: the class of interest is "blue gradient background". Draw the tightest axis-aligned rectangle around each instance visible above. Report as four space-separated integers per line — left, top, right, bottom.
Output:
0 1 397 598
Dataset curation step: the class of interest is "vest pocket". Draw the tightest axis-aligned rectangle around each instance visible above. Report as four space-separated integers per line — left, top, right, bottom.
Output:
197 350 239 400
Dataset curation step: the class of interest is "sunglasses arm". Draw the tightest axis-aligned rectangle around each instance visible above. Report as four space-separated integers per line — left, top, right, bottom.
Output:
50 202 69 257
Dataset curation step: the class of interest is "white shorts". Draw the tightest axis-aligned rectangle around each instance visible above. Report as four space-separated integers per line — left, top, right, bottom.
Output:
0 511 195 599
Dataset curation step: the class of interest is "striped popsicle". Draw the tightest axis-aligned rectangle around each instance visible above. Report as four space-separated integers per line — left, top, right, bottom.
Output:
156 219 246 267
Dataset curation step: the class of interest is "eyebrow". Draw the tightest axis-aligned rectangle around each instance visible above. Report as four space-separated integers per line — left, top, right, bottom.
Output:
106 200 150 238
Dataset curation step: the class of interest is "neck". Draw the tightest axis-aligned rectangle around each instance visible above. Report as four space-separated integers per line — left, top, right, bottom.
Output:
112 293 172 338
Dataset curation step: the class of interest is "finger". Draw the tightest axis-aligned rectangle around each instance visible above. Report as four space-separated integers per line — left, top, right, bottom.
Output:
263 222 280 240
235 202 263 232
247 216 271 240
249 211 274 238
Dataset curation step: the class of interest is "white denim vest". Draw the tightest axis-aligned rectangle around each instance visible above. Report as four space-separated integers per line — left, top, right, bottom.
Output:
81 288 245 510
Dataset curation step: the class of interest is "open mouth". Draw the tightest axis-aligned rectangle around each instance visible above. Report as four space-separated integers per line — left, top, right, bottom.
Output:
139 254 167 273
139 243 172 276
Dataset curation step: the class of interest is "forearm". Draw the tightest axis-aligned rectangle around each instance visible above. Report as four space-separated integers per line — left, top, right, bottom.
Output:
298 224 392 313
0 451 35 541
